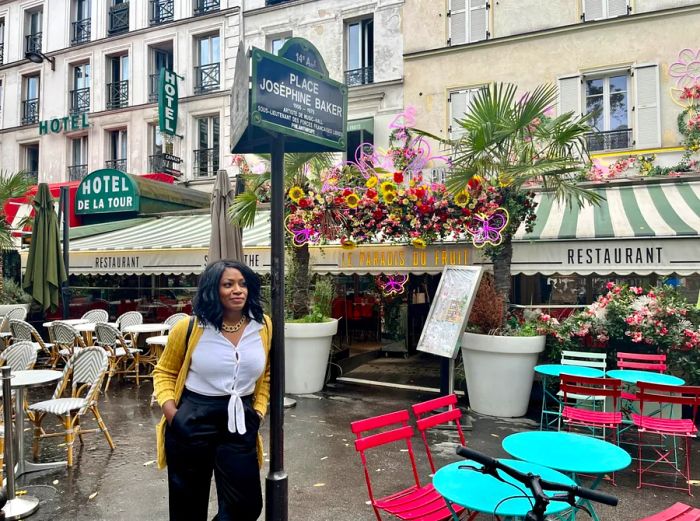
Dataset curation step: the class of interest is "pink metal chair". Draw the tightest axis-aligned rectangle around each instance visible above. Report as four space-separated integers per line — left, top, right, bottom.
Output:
560 375 623 439
631 382 700 495
617 353 667 402
637 502 700 520
411 394 467 474
350 410 461 521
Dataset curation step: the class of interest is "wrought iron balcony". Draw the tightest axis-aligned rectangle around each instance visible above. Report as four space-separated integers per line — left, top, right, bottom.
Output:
194 0 219 15
68 164 88 181
70 87 90 114
0 42 4 65
148 73 160 103
21 98 39 125
150 0 174 25
344 66 374 87
194 63 220 94
105 159 127 172
106 80 129 109
25 32 42 54
149 153 182 176
71 18 91 45
108 3 129 35
25 171 39 182
585 128 633 152
193 148 219 177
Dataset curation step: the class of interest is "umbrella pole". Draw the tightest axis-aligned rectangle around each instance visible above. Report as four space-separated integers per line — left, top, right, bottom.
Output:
60 186 70 320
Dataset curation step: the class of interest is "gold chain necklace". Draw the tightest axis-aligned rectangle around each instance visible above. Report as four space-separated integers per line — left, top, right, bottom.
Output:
221 316 246 333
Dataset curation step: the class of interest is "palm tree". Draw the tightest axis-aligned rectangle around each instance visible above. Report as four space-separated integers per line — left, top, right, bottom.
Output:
229 153 336 318
0 171 33 292
428 83 602 314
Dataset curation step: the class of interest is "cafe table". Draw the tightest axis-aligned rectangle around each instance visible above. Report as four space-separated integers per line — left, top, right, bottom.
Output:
433 459 576 520
605 369 684 386
42 319 87 328
502 431 631 521
534 364 606 430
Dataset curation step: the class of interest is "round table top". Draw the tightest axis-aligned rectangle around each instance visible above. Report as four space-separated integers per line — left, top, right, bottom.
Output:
535 364 605 378
433 459 575 518
605 369 684 386
7 369 62 389
123 323 171 334
503 431 631 475
145 335 169 345
74 322 118 333
43 319 87 327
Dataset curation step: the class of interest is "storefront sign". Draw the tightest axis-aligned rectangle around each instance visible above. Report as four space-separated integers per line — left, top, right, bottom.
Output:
158 69 180 136
75 169 140 215
251 47 347 150
39 113 89 135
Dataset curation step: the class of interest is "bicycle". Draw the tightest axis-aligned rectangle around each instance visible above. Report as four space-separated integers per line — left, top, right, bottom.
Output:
455 445 618 521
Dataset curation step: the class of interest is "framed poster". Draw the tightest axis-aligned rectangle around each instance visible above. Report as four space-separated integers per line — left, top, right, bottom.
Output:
416 265 483 359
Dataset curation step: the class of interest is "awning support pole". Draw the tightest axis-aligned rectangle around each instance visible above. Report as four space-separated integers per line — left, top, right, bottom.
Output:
60 186 70 320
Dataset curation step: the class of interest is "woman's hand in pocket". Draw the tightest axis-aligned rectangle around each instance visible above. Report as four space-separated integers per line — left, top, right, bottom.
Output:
162 400 178 426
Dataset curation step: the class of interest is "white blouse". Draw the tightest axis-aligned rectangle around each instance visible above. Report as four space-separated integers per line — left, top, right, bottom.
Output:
185 319 266 434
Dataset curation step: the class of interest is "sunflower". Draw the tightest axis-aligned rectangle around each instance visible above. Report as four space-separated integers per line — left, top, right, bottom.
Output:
454 191 470 207
384 191 396 204
380 181 396 194
365 176 378 188
288 186 305 203
345 193 360 208
411 238 427 249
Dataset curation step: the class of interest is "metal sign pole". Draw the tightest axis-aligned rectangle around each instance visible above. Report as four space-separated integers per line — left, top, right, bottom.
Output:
61 186 70 319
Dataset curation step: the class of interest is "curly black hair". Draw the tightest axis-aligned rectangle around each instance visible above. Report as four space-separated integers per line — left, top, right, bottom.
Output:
192 260 265 329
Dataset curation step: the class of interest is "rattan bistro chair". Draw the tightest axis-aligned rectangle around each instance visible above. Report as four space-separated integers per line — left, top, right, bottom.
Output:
28 347 114 467
9 319 54 365
116 311 143 344
94 323 141 390
81 309 109 323
52 322 87 368
163 313 188 330
0 306 28 348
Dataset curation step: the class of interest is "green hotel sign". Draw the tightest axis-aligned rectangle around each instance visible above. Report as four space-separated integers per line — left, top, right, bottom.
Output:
39 113 89 135
75 169 139 215
158 69 181 136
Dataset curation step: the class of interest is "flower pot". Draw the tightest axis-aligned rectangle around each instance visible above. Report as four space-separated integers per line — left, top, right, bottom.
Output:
461 332 545 417
284 319 338 394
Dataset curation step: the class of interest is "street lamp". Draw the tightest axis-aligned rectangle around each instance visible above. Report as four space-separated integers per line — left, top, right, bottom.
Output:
25 51 55 71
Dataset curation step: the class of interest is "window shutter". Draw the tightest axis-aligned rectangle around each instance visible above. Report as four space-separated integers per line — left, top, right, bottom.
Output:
558 75 581 117
582 0 604 21
607 0 629 17
449 0 467 46
469 0 489 42
449 90 469 139
634 64 660 149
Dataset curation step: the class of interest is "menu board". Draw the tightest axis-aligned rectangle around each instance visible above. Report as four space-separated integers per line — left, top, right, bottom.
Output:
416 266 483 359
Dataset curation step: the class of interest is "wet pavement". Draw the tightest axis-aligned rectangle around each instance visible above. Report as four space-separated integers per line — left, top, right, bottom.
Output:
9 366 700 520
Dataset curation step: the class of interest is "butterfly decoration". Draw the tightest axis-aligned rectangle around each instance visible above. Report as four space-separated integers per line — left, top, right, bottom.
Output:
376 274 409 296
466 208 509 248
285 216 319 247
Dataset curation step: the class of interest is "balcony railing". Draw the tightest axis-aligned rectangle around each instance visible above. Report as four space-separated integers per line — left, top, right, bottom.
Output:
105 159 127 173
194 0 219 15
25 171 38 183
150 0 174 25
148 73 160 103
149 153 182 176
70 87 90 114
585 128 633 152
345 66 374 87
194 63 220 94
25 32 42 54
68 164 88 181
108 3 129 35
106 80 129 109
193 148 219 177
0 42 4 65
71 18 91 45
21 98 39 125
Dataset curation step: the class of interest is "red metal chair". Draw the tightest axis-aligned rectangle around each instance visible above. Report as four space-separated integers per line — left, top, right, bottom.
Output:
350 410 462 521
637 502 700 520
617 352 668 402
560 375 623 440
411 394 467 474
631 382 700 495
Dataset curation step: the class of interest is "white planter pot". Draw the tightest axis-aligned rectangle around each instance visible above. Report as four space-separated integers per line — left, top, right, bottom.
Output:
461 332 545 418
284 319 338 394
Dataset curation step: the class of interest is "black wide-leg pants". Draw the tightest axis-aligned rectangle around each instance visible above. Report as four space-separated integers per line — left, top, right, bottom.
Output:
165 389 262 521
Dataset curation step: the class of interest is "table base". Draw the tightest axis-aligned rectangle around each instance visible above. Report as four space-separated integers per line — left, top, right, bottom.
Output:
2 495 40 520
16 459 67 479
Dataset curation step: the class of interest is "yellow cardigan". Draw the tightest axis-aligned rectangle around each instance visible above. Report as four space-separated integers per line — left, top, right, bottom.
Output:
153 315 272 470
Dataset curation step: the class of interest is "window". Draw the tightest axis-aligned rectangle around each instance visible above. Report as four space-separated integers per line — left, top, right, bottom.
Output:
22 75 40 125
194 34 220 94
0 80 3 124
448 0 489 46
149 45 173 102
25 8 43 54
582 0 629 22
0 19 5 65
584 73 630 151
194 0 219 16
150 0 174 26
106 54 129 109
268 35 290 56
108 0 129 35
69 136 88 181
22 144 40 181
448 87 484 139
72 0 91 45
71 63 90 114
346 118 374 164
106 129 127 172
149 125 181 176
345 18 373 86
193 115 219 177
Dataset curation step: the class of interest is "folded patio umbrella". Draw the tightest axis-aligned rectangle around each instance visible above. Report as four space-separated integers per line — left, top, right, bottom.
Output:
23 183 67 312
208 169 243 264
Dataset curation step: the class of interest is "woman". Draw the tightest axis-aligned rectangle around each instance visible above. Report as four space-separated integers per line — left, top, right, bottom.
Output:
154 260 271 521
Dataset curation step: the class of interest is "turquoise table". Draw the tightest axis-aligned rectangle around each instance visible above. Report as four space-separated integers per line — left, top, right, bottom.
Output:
605 370 684 386
535 364 606 430
503 431 631 521
433 459 576 520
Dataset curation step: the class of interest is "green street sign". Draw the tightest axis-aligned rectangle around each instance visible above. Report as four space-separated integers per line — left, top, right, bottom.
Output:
158 69 180 136
76 169 139 215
